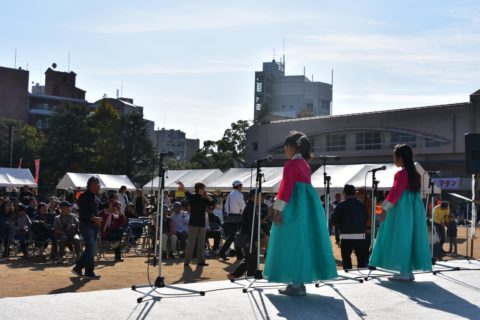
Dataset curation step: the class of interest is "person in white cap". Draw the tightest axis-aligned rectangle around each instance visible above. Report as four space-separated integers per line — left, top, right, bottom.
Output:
219 180 246 261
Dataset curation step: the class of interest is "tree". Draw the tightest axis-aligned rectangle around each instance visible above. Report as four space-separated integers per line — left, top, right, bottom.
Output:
90 100 121 173
0 118 45 169
41 103 94 188
118 112 154 182
191 120 251 170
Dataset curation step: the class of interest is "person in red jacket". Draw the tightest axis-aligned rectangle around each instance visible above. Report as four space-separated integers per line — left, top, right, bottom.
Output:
100 194 126 261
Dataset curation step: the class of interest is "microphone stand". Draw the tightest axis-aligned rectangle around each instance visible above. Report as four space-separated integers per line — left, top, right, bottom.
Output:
241 161 266 293
132 153 205 303
364 170 395 281
322 158 331 229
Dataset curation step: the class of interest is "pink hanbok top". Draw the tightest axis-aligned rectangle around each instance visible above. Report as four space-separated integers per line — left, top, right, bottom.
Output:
382 169 408 211
273 154 311 211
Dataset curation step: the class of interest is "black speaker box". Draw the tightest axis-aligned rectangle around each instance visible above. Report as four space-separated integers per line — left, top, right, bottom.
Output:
465 133 480 174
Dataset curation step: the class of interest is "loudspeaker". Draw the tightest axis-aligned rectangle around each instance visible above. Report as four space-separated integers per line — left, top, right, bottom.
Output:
465 133 480 174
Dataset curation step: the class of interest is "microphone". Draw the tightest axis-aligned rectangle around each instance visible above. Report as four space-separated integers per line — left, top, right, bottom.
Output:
159 150 174 157
255 155 273 165
368 165 386 173
318 155 340 161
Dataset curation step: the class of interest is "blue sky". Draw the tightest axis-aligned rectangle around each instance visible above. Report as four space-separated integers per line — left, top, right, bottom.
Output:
1 0 479 143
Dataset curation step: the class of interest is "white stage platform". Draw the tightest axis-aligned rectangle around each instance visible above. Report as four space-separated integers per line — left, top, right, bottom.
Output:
1 260 480 320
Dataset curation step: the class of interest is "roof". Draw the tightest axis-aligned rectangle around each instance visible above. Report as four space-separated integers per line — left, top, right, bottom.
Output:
271 101 470 124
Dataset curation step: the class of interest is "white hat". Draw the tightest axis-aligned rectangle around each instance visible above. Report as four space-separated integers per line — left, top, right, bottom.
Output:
232 180 242 187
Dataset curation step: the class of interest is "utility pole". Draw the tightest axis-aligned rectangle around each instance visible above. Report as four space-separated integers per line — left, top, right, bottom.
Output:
9 124 14 168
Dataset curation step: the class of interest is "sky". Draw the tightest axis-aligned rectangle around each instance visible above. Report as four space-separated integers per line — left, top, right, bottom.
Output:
1 0 479 144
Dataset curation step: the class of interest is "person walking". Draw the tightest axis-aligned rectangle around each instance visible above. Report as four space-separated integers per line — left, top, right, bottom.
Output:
72 176 103 278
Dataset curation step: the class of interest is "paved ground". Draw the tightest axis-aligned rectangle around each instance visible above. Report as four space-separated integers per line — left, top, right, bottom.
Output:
1 260 480 320
0 228 477 298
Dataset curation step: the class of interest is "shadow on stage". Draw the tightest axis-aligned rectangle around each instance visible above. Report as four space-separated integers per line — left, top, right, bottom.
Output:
378 280 480 319
245 289 349 320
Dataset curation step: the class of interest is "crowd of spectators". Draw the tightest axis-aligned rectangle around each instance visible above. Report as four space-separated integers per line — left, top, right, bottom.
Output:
0 182 275 269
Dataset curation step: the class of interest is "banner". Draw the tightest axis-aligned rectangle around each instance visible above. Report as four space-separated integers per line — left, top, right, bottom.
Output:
432 178 460 190
34 159 40 184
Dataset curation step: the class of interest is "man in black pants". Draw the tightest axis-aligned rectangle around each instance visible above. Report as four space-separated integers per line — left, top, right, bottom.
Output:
72 176 103 278
331 184 368 270
227 189 261 280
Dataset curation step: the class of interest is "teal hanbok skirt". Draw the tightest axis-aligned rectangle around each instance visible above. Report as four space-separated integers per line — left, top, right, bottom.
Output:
264 182 338 283
369 191 432 274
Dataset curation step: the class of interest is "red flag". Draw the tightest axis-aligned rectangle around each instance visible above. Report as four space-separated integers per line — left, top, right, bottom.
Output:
18 157 22 168
34 159 40 184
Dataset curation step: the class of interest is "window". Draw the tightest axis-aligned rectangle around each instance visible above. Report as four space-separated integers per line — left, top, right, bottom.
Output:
321 100 330 110
326 134 346 151
356 131 381 150
425 138 441 148
391 132 416 148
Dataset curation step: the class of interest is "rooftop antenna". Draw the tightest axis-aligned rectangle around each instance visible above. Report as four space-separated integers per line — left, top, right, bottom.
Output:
14 48 17 68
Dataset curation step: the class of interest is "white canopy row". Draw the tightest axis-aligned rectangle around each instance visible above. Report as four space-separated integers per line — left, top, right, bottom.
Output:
142 163 440 196
56 173 136 191
0 168 37 188
143 169 223 192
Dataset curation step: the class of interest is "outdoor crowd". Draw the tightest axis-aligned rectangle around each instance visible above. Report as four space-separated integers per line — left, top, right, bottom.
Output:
0 181 276 274
0 181 464 274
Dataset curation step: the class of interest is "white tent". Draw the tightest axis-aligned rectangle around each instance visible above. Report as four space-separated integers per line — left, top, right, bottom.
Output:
0 168 37 188
143 169 224 192
208 167 284 193
312 163 441 196
56 173 136 191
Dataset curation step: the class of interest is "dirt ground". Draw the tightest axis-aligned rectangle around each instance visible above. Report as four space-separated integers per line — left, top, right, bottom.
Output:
1 228 478 298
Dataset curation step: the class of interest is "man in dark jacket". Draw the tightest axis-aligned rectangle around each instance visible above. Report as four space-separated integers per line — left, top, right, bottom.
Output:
227 189 261 280
331 184 368 270
72 176 103 278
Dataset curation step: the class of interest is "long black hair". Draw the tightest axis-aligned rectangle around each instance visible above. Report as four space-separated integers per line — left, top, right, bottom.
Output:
284 131 312 160
394 144 420 192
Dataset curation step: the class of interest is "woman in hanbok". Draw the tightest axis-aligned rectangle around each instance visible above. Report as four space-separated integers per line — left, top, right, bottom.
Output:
369 144 432 281
264 131 337 296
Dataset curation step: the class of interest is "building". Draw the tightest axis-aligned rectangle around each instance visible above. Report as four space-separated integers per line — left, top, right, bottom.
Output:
246 90 480 191
254 59 332 124
93 97 155 143
154 128 199 162
0 66 91 129
0 66 30 122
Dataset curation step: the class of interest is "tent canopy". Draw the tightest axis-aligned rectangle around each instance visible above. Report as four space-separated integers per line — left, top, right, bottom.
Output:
143 169 223 192
207 167 284 193
56 173 136 191
0 168 37 188
311 163 440 196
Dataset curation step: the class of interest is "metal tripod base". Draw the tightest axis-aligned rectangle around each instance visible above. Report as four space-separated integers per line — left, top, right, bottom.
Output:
314 269 364 287
132 276 206 303
363 266 396 281
242 269 265 293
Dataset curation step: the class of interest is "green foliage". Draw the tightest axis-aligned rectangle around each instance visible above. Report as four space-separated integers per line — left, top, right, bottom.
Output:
90 100 121 173
118 112 154 181
0 117 46 169
41 104 95 187
191 120 251 170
